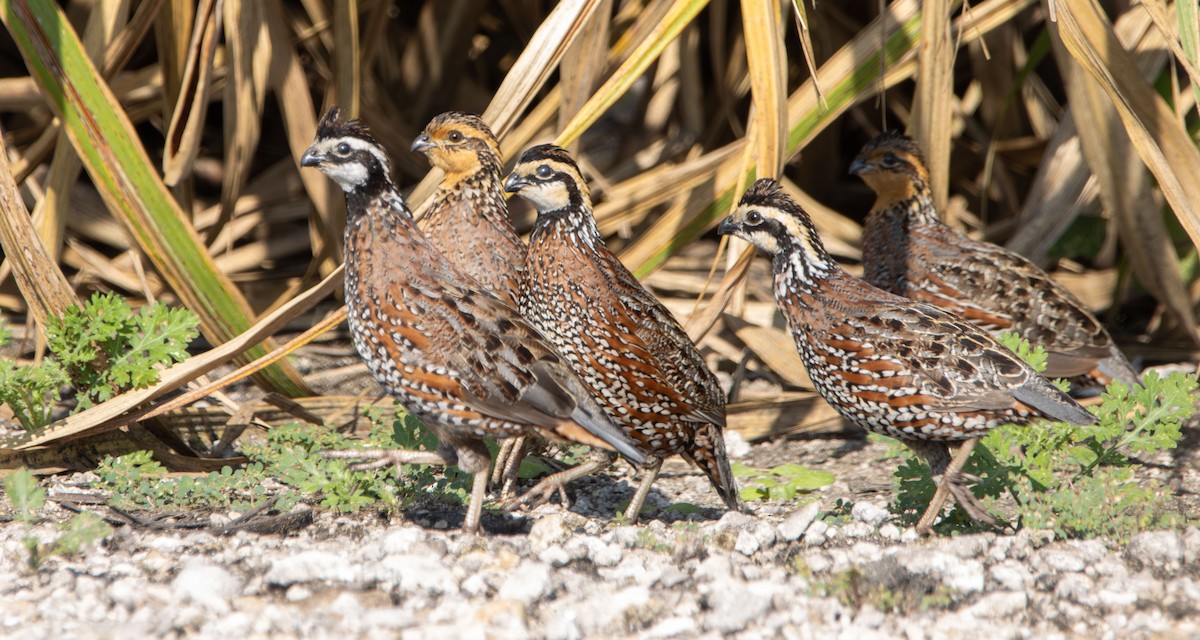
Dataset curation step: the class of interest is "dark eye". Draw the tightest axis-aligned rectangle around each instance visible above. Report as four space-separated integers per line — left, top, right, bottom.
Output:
746 210 763 225
881 152 899 166
448 130 463 142
535 165 553 179
336 142 351 155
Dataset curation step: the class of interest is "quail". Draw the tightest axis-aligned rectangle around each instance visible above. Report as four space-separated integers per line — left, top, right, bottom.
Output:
851 132 1139 391
504 144 740 520
301 108 644 534
718 178 1097 534
411 111 530 496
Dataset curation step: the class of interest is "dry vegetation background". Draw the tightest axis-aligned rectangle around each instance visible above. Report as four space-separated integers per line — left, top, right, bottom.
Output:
0 0 1197 470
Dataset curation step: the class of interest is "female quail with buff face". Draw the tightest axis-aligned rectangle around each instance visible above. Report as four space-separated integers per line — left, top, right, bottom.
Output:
851 132 1139 391
411 111 531 496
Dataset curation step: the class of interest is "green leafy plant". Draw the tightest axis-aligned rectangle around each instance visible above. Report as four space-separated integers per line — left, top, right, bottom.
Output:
4 468 111 568
0 293 200 430
891 332 1197 540
45 292 200 409
733 462 835 503
0 357 65 430
91 414 478 515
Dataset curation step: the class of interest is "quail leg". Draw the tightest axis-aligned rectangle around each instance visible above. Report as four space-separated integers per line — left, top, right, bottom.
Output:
490 436 526 500
490 439 515 486
462 470 491 534
913 439 1000 535
623 458 664 522
504 450 617 511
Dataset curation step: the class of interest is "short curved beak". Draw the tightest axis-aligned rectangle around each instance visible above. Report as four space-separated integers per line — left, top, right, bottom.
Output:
848 157 870 176
300 147 324 168
503 173 530 193
410 134 434 153
716 217 738 236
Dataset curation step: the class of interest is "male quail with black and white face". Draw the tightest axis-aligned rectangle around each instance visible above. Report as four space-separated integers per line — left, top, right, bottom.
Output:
851 132 1139 391
301 109 643 534
719 178 1096 534
505 144 740 520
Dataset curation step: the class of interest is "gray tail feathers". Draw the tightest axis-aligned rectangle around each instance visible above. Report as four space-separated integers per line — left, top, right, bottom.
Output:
570 394 647 465
1098 349 1143 389
1013 376 1097 425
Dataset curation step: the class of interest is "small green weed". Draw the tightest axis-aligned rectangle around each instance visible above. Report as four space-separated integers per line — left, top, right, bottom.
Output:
733 462 835 503
92 412 479 515
891 332 1197 540
0 293 199 430
4 468 111 568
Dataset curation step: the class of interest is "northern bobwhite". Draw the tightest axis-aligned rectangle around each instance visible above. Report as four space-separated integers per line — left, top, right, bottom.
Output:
412 111 525 305
851 132 1139 390
504 144 740 520
411 111 530 496
718 178 1096 534
301 108 644 534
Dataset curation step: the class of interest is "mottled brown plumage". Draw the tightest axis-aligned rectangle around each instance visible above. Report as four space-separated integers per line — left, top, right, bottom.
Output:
301 109 643 533
412 111 531 496
413 112 525 306
504 144 740 519
719 178 1096 534
851 131 1139 390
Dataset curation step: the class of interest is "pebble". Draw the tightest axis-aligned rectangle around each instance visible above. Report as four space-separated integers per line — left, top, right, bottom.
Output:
850 501 889 527
499 562 553 604
777 501 821 541
1125 531 1183 576
171 563 242 613
0 465 1188 639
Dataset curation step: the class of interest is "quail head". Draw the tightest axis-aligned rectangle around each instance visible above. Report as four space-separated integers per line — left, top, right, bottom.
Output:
412 111 532 496
718 178 1096 534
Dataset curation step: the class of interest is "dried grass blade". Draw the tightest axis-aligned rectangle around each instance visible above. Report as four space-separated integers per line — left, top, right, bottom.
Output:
36 0 126 259
788 0 825 108
724 314 813 389
624 0 925 277
163 0 221 186
333 0 360 117
138 307 348 424
1052 6 1199 341
0 123 77 327
406 0 607 208
213 0 273 241
266 0 340 271
1010 6 1160 262
0 269 343 452
741 0 787 179
909 0 957 210
684 245 755 342
1179 0 1200 108
559 0 612 146
1055 0 1200 257
556 0 711 149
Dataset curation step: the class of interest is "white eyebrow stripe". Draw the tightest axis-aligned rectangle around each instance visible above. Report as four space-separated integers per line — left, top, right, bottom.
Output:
336 136 391 173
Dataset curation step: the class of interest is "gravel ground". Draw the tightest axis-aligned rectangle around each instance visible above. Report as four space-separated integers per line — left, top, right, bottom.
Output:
0 433 1197 639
